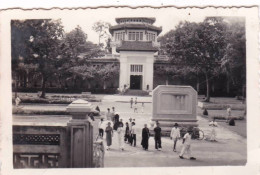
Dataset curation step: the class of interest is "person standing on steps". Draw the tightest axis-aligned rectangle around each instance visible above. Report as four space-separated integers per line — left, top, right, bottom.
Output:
179 127 196 160
170 123 181 152
141 124 150 150
154 122 162 151
105 122 113 150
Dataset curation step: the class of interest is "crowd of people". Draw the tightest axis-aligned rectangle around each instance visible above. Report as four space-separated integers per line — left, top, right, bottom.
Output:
98 108 196 160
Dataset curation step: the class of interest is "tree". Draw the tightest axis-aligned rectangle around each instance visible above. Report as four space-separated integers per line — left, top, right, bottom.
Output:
162 17 228 102
96 64 119 89
11 19 64 98
220 18 246 97
60 26 105 88
92 21 111 46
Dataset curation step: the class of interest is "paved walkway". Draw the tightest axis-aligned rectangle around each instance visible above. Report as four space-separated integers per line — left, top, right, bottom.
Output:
13 94 247 167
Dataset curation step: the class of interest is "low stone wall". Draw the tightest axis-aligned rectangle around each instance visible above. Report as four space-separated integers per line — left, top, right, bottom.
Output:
93 141 105 168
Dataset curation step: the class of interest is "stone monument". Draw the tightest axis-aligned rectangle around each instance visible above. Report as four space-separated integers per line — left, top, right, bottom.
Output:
66 99 94 168
151 85 198 136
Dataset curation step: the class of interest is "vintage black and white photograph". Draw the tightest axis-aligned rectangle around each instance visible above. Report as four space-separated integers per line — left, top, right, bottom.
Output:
1 7 258 171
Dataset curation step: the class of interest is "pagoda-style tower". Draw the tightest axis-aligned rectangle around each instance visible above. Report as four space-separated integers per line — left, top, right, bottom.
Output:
109 17 162 91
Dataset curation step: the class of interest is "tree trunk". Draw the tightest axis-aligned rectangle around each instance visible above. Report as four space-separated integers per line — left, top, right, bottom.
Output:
196 77 200 92
205 73 210 102
103 81 106 89
40 76 47 98
166 77 169 85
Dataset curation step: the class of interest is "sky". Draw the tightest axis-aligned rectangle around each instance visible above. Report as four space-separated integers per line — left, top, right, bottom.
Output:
60 7 207 44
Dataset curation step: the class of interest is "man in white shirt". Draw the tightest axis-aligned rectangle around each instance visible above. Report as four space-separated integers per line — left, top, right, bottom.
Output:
179 128 196 160
131 122 136 147
98 119 104 139
170 123 181 152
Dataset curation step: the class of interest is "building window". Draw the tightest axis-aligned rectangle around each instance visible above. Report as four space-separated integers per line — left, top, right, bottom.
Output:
130 65 143 72
115 32 125 41
128 32 144 41
146 32 156 41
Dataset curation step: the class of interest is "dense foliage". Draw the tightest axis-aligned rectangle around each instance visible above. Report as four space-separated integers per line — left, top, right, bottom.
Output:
158 17 245 101
11 20 118 98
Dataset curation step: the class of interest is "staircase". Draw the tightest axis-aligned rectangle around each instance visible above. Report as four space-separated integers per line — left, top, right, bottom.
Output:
123 89 150 96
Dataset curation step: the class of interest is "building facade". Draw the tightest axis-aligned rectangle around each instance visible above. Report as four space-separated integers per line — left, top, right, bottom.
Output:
109 17 162 91
13 17 234 96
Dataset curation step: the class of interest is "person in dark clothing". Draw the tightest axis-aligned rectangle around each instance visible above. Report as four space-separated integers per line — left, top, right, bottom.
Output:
229 117 236 126
95 106 100 112
141 124 150 150
154 122 162 151
113 113 120 130
124 122 130 143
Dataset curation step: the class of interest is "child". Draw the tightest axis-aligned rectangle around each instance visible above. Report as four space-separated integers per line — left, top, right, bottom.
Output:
179 128 196 160
170 123 180 152
209 118 218 141
105 122 113 150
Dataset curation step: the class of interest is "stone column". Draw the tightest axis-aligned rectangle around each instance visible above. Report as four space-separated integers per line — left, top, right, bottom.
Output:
66 99 94 168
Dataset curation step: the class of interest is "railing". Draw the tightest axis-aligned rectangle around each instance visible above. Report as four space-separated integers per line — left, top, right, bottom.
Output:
154 55 169 61
13 122 105 168
13 125 69 168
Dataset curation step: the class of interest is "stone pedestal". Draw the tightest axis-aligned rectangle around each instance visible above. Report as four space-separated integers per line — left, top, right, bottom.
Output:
66 99 94 168
150 85 198 136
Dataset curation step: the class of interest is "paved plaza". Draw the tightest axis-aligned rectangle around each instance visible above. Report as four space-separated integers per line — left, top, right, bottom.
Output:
13 94 247 167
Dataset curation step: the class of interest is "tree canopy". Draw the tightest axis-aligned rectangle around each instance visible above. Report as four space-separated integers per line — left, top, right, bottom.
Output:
158 17 245 101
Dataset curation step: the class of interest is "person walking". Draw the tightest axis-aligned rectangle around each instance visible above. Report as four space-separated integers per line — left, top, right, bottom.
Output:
179 127 196 160
130 98 133 108
98 119 104 139
113 113 120 130
106 108 112 120
141 102 145 113
105 122 113 150
124 122 130 143
131 122 137 147
141 124 150 150
117 119 125 151
134 98 138 113
111 107 116 124
209 118 218 141
154 122 162 151
170 123 181 152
